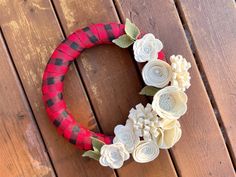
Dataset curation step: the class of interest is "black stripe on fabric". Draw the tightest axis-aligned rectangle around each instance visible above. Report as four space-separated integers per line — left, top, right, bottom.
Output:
55 58 63 66
62 111 68 117
72 126 80 133
104 24 112 30
60 75 65 81
47 77 55 85
46 99 54 107
89 35 98 43
57 92 63 100
69 126 80 145
53 119 61 127
69 139 77 145
104 24 115 41
70 42 79 50
82 26 98 44
58 92 63 100
82 27 90 32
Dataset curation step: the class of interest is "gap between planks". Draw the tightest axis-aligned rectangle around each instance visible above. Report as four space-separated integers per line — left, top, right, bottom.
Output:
48 0 119 176
112 0 181 176
173 0 236 168
0 27 58 177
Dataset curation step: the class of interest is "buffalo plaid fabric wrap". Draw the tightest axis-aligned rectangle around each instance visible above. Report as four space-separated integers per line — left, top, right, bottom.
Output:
42 23 125 150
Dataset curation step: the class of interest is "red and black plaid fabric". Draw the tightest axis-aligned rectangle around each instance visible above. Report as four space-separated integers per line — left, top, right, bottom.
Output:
42 23 125 150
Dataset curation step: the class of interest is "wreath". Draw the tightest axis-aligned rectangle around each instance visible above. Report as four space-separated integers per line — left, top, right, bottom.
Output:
42 19 191 169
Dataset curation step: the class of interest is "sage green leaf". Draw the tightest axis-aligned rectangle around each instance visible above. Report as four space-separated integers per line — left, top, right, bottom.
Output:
91 137 105 152
139 86 160 96
82 150 100 161
125 18 140 40
112 34 134 48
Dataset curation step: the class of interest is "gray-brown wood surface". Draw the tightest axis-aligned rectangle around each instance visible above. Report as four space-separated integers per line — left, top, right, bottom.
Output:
0 0 235 176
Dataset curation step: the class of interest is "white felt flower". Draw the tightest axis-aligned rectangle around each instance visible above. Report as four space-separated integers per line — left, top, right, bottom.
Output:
128 103 159 141
113 124 140 153
156 119 182 149
142 60 172 88
132 141 159 163
133 33 163 62
170 55 191 91
152 86 188 119
99 143 130 169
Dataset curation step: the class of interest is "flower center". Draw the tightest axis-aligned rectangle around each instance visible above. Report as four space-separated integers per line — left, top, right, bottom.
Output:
143 43 153 54
159 93 176 111
141 146 152 155
149 65 169 83
110 150 122 161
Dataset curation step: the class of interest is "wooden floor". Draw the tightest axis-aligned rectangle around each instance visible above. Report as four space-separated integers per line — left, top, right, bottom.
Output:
0 0 235 177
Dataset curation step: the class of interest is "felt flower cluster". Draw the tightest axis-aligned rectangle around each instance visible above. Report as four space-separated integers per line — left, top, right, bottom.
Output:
83 19 191 169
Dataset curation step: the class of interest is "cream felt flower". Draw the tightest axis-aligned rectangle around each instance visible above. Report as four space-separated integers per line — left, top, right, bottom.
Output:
152 86 188 119
142 60 172 88
99 143 130 169
113 124 140 153
128 103 159 141
133 33 163 62
156 119 182 149
170 55 191 91
132 141 160 163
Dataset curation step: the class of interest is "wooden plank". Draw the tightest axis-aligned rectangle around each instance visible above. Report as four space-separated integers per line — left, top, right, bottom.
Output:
52 0 178 176
176 0 236 164
0 33 55 177
0 0 115 176
114 0 236 176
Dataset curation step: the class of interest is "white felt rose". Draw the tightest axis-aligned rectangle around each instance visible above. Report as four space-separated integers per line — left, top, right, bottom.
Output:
132 141 159 163
99 143 130 169
133 33 163 62
142 60 172 88
170 55 191 91
152 86 188 119
113 124 140 153
156 119 182 149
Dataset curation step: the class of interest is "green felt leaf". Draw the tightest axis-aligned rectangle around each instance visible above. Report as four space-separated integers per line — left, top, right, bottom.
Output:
82 150 100 161
112 34 134 48
139 86 160 96
125 18 140 40
91 137 105 152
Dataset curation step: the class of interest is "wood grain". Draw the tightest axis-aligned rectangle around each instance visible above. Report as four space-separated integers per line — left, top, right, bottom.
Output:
114 0 235 176
52 0 178 176
176 0 236 165
0 0 115 176
0 33 55 177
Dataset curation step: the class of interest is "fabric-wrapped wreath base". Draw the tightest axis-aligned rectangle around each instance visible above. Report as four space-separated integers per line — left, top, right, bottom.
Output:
42 19 191 169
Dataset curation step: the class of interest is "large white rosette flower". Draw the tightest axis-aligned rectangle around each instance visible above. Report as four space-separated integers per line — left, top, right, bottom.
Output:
128 103 159 141
152 86 188 119
113 124 140 153
170 55 191 91
133 33 163 62
155 119 182 149
132 141 160 163
99 143 130 169
142 60 172 88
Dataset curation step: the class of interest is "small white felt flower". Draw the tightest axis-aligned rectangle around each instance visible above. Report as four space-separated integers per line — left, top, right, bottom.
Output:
99 143 130 169
132 140 160 163
128 103 159 140
170 55 191 91
152 86 188 119
156 119 182 149
133 33 163 62
113 124 140 153
142 60 172 88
